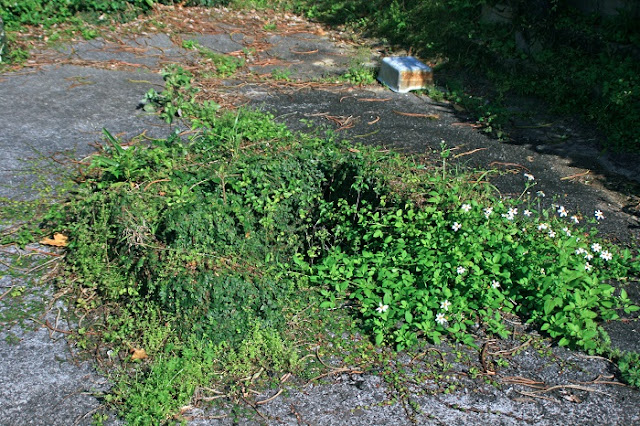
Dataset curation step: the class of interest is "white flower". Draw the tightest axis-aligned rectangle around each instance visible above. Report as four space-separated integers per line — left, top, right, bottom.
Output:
548 230 556 238
457 266 466 275
524 173 535 181
452 222 462 232
524 209 532 217
483 207 493 218
562 227 571 236
591 243 602 253
376 303 389 313
571 215 579 224
508 207 518 216
575 247 586 255
440 300 452 311
557 206 568 217
600 250 612 261
435 312 447 325
585 262 592 272
537 191 546 198
540 268 546 275
595 210 605 220
538 223 548 231
491 280 500 289
584 253 593 261
461 204 472 213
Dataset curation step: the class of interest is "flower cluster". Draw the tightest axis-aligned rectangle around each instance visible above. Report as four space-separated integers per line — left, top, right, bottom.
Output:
427 196 617 335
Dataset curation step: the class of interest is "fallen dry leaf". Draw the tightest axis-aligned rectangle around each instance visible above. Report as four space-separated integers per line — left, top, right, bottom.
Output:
40 233 68 247
130 348 148 360
453 104 466 112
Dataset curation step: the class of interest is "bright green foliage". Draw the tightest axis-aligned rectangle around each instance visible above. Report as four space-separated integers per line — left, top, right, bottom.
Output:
618 351 640 388
111 328 297 424
339 64 376 85
0 0 233 29
309 152 639 352
41 67 640 421
0 0 155 29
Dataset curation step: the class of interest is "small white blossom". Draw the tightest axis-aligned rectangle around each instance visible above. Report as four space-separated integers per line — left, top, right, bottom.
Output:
600 250 612 261
435 313 447 325
562 227 571 236
548 230 556 238
457 266 466 275
584 253 593 261
591 243 602 253
557 206 568 217
571 215 580 224
440 300 452 311
575 247 586 255
502 209 516 220
461 204 472 213
595 210 605 220
524 173 535 181
585 262 592 272
537 191 546 198
524 209 532 217
491 280 500 289
483 207 493 218
538 223 548 231
376 303 389 313
452 222 462 232
540 268 546 275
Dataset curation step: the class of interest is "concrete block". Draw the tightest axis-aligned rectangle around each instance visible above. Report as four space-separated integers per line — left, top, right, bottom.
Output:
377 56 433 93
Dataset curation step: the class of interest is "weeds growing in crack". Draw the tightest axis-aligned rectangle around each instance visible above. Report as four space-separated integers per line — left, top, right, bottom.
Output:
2 60 640 424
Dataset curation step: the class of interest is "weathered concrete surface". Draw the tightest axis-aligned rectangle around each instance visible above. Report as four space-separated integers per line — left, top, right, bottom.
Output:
0 65 167 200
0 6 639 425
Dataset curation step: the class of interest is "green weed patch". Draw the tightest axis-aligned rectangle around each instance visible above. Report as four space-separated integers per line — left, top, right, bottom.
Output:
14 66 633 422
2 1 637 422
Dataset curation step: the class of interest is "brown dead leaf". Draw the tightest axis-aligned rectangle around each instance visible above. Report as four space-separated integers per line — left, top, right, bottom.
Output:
453 104 466 112
40 233 68 247
130 348 148 360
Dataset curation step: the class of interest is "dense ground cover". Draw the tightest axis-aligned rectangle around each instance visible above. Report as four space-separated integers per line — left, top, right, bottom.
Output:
1 1 640 423
24 66 639 422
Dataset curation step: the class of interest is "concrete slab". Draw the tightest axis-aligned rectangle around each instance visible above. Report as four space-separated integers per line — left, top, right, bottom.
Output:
191 33 245 54
0 64 168 199
249 33 355 79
